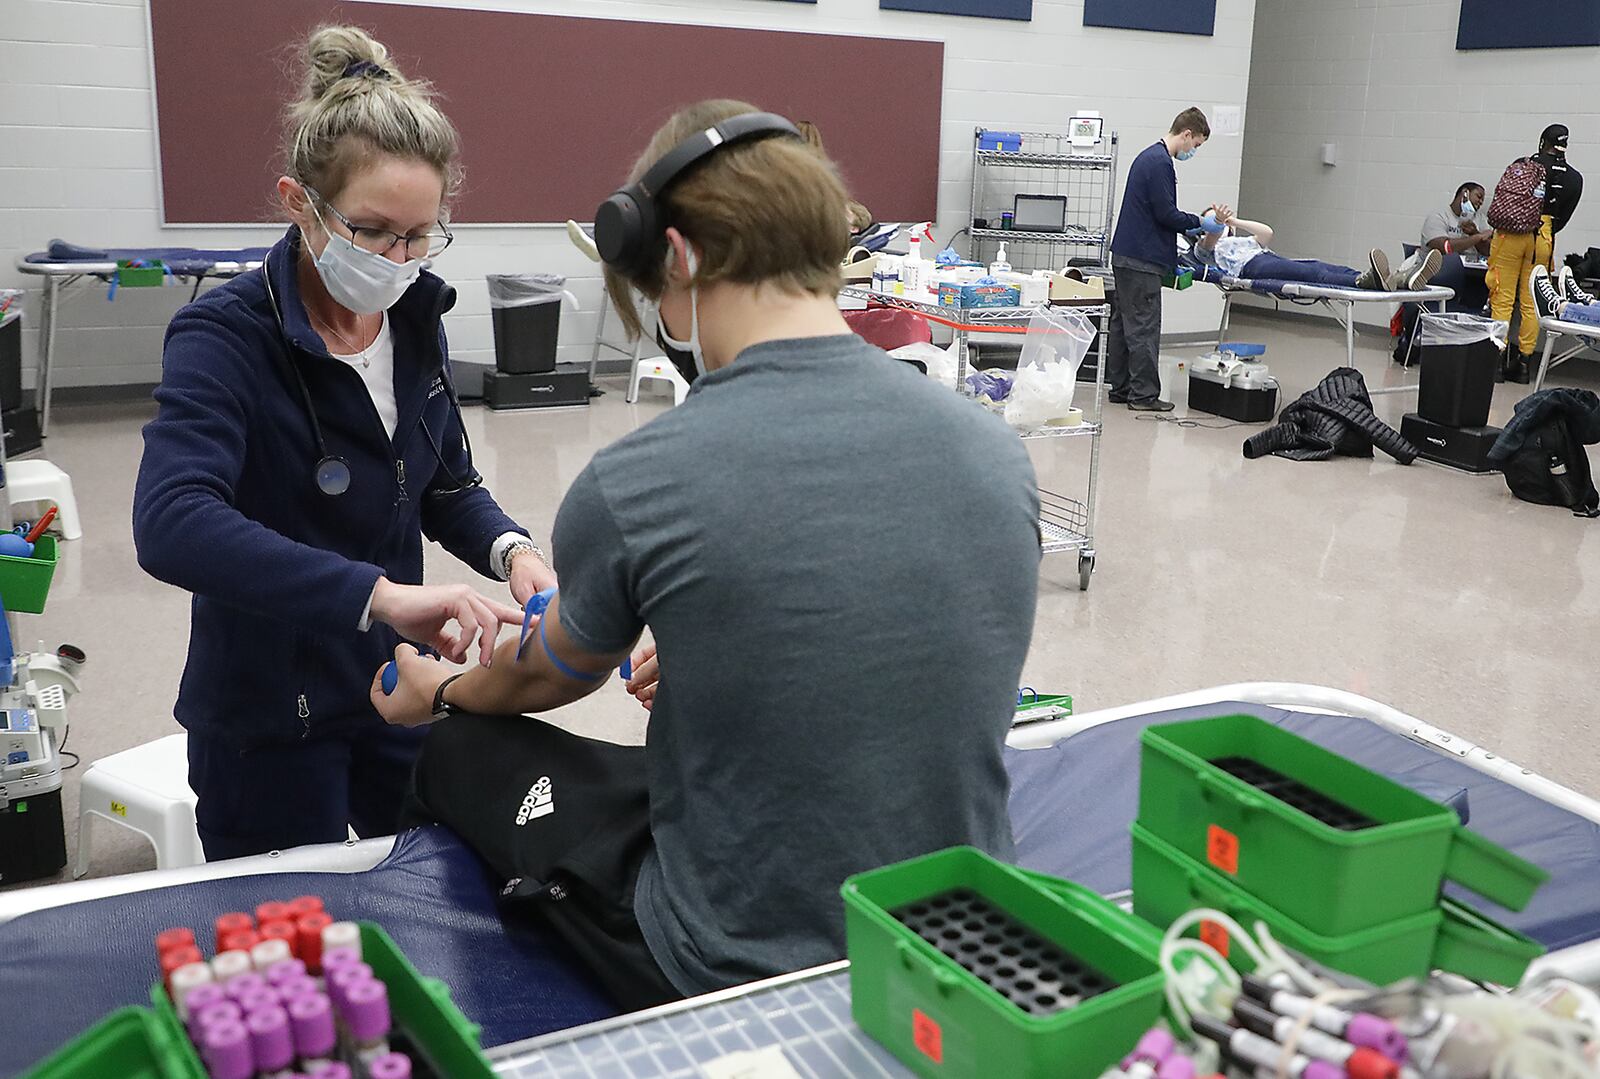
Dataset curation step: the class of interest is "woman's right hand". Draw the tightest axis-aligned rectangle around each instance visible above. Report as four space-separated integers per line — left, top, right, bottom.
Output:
370 578 523 667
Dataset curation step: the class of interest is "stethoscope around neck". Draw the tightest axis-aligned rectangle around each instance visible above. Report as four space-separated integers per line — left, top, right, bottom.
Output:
263 261 480 499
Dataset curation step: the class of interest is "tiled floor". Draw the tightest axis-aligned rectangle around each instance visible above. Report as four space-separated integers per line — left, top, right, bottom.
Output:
7 307 1599 890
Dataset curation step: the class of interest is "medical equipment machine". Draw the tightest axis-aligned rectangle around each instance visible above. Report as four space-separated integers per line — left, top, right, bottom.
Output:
1188 343 1279 423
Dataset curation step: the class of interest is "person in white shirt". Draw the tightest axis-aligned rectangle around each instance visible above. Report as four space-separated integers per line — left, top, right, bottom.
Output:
1423 183 1492 256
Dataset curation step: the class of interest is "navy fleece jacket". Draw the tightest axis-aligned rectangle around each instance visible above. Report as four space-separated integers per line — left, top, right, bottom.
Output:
1110 141 1204 271
133 228 527 745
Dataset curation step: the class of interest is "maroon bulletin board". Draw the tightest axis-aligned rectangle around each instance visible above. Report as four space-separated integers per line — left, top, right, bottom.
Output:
149 1 944 225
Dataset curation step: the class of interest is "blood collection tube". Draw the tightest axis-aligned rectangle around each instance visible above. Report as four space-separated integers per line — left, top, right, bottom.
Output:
321 920 361 958
236 985 281 1016
296 912 334 972
367 1052 413 1079
328 962 373 1014
214 911 253 943
276 974 320 1002
265 958 308 986
260 920 299 957
194 999 244 1033
223 972 267 1000
220 929 262 955
247 1003 295 1078
319 944 362 978
288 992 338 1071
183 982 227 1026
162 945 205 990
256 900 292 925
343 978 392 1064
252 937 293 971
288 895 325 918
1123 1028 1176 1070
200 1019 255 1079
1234 998 1399 1079
156 927 197 956
170 961 215 1019
1244 975 1408 1062
1191 1016 1342 1079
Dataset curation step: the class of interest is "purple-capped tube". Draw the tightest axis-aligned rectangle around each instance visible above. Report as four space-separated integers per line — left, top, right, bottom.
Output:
264 957 307 986
194 999 244 1033
236 985 281 1015
288 991 337 1066
199 1018 254 1079
276 974 319 1002
246 1004 294 1074
182 983 228 1031
223 972 267 1001
327 961 373 1013
318 944 362 978
367 1052 412 1079
344 978 392 1062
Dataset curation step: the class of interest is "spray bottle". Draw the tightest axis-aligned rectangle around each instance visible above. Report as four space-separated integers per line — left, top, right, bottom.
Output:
903 223 932 296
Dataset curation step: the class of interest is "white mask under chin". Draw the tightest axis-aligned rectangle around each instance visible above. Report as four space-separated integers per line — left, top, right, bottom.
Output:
310 210 422 315
656 247 707 379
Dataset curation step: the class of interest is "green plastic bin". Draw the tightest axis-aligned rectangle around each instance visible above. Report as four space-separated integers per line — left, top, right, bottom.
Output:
0 534 57 614
115 260 167 288
22 922 493 1079
1131 822 1543 986
1138 714 1547 935
843 846 1165 1079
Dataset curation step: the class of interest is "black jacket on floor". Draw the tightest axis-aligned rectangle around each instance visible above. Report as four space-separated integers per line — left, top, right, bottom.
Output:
1243 367 1419 464
1487 388 1600 516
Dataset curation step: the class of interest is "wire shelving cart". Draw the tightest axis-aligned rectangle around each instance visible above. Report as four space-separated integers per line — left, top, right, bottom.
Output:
967 128 1120 274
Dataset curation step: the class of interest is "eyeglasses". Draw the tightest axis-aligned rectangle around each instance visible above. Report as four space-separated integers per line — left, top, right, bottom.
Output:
305 186 454 259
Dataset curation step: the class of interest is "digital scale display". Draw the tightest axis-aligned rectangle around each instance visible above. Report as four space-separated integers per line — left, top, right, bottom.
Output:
0 710 37 733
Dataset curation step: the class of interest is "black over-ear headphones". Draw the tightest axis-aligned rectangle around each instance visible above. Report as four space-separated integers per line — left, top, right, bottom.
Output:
593 112 802 277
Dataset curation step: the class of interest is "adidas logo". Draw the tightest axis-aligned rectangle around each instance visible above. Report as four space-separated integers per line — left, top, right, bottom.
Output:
516 776 555 825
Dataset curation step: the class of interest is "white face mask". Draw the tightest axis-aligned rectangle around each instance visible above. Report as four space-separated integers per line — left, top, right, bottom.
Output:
1460 199 1475 217
309 201 422 315
655 247 706 381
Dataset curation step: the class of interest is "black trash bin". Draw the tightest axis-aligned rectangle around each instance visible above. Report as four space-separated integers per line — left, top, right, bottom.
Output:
1415 312 1502 428
487 273 568 375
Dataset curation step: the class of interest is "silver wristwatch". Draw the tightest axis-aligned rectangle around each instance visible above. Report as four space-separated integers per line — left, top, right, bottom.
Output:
501 539 546 580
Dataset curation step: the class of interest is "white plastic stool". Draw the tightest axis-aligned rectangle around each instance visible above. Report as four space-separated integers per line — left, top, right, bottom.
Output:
627 356 691 407
6 460 82 540
76 733 204 876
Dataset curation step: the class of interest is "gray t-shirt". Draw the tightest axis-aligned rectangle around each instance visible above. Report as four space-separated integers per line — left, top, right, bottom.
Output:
551 334 1040 995
1421 206 1489 248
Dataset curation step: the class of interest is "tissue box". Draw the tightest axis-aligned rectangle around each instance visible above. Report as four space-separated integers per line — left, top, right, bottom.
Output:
938 281 1022 309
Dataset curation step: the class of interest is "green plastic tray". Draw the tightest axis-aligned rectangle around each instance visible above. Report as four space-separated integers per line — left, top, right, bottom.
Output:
1132 822 1543 986
843 846 1165 1079
115 260 167 288
0 534 58 614
1138 714 1547 935
22 922 493 1079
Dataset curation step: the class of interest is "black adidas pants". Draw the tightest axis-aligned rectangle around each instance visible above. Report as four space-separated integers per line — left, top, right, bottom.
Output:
401 712 681 1011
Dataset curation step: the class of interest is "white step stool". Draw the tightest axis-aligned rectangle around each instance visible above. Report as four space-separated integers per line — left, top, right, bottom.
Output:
6 460 82 540
628 356 691 407
76 733 204 876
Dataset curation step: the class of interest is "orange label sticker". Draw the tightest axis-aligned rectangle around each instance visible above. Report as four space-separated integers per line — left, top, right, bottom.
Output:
913 1009 943 1064
1207 824 1239 875
1200 919 1231 958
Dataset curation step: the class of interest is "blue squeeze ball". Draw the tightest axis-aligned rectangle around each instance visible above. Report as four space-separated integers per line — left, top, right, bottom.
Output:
381 662 398 695
0 534 35 558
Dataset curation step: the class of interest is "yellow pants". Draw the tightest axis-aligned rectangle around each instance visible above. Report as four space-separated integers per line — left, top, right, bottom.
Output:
1487 215 1555 355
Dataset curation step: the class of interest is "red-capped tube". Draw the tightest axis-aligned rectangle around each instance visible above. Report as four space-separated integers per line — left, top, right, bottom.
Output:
161 945 204 988
219 929 261 955
213 911 253 944
255 900 291 925
288 895 325 918
296 912 334 972
156 927 196 957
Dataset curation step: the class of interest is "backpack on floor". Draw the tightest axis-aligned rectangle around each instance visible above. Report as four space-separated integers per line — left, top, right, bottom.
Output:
1488 157 1548 234
1499 415 1600 517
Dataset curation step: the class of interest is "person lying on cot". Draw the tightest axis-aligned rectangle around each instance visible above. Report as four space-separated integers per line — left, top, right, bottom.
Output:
374 99 1042 1010
1184 209 1443 292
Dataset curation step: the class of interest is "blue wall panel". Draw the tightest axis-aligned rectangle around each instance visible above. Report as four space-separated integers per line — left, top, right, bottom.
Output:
1458 0 1600 49
1084 0 1215 36
880 0 1032 21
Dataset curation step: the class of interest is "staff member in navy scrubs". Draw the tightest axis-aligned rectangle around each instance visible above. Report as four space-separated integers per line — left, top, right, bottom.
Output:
133 25 555 860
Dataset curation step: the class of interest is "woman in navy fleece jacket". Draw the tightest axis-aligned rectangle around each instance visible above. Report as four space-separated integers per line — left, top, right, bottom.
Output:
133 26 555 859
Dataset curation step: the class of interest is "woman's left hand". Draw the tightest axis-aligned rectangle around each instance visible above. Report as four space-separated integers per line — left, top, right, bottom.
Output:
510 550 558 606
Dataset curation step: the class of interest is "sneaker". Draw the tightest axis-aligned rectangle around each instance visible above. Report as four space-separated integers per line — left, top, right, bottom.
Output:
1531 265 1564 320
1353 248 1391 291
1405 248 1444 291
1128 398 1176 412
1559 265 1597 306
